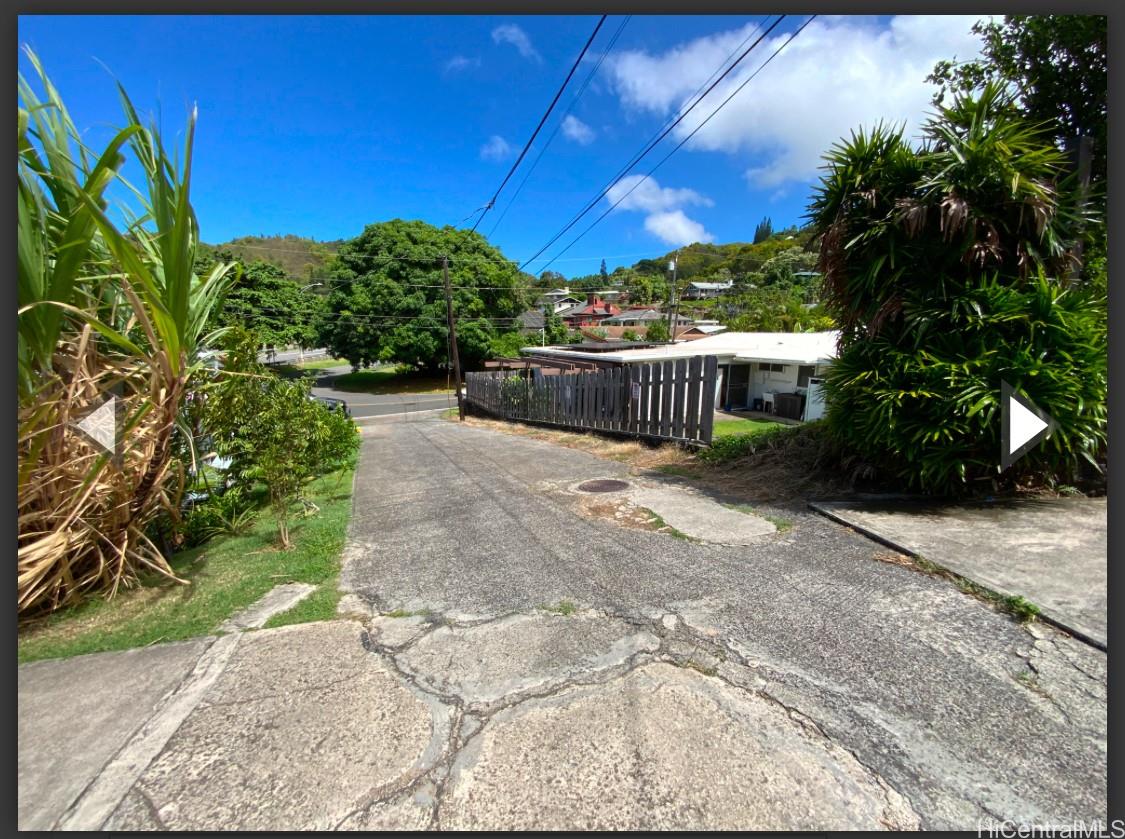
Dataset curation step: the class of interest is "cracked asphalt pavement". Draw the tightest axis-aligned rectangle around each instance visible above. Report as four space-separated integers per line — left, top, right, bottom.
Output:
19 415 1107 830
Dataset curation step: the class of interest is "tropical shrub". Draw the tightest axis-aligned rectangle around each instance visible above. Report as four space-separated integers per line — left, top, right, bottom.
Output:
202 329 359 548
17 51 238 616
180 486 258 548
646 318 670 343
808 83 1106 493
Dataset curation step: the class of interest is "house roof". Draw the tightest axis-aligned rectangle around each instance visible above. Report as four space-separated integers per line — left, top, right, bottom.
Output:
688 281 733 291
579 325 652 342
558 300 620 318
602 309 690 324
522 331 838 365
517 309 545 329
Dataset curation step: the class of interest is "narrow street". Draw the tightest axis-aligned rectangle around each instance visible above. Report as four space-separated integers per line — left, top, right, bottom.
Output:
336 416 1107 828
21 415 1107 830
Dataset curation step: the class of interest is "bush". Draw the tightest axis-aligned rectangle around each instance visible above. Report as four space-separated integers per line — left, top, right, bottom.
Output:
203 329 360 547
808 84 1107 494
824 274 1106 491
700 423 808 463
179 487 258 548
646 319 670 342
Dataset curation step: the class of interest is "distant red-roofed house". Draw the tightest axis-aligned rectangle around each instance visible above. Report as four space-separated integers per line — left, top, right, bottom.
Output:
557 294 622 327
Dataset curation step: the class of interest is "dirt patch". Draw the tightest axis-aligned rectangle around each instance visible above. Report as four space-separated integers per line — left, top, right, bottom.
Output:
454 414 848 503
456 415 695 471
577 497 668 533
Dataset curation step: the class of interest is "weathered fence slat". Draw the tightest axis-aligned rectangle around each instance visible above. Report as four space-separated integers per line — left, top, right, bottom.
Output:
671 358 687 439
639 364 651 436
686 355 702 441
699 356 717 444
658 361 673 438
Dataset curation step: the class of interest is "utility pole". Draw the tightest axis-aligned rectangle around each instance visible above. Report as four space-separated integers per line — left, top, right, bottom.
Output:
442 256 464 421
667 250 680 342
665 252 678 342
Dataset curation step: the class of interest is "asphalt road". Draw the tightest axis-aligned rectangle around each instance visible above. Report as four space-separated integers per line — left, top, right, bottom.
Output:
303 365 456 419
20 413 1108 830
339 415 1107 830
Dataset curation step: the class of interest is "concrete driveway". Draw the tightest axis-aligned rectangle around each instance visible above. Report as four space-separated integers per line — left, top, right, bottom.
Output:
19 415 1107 831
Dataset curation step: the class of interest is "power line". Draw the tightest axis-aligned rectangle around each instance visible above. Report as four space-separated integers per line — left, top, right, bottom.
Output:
486 15 632 240
518 15 783 272
536 15 816 275
469 15 608 234
208 240 676 267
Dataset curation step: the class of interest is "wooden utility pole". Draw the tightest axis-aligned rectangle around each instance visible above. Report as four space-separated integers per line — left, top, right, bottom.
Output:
669 250 682 341
665 251 678 342
442 256 465 421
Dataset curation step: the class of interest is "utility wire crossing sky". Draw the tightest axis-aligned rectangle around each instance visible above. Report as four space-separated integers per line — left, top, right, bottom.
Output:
17 14 989 277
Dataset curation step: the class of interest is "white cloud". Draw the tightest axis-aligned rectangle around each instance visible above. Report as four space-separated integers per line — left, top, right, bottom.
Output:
605 174 713 213
604 175 715 245
492 23 541 62
480 135 513 161
644 211 715 246
444 55 480 73
605 15 989 189
561 114 596 145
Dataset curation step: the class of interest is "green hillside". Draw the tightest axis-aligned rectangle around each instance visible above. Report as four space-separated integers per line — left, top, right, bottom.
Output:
200 234 344 280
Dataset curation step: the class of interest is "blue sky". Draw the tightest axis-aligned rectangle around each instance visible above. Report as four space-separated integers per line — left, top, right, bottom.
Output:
18 14 986 278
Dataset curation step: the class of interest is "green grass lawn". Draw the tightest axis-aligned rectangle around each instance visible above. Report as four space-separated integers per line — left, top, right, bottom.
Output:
293 356 352 370
331 365 452 395
711 417 786 438
17 465 356 663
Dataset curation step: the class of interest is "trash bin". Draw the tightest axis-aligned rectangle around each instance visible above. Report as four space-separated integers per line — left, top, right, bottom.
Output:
752 398 764 412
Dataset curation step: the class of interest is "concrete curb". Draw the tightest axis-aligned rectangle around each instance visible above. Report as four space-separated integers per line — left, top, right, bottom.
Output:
806 500 1107 652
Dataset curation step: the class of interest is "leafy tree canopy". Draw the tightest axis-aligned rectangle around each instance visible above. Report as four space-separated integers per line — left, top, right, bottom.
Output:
320 219 526 371
202 258 324 350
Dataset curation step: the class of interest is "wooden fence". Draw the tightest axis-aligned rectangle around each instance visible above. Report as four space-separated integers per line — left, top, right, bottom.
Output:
464 355 718 446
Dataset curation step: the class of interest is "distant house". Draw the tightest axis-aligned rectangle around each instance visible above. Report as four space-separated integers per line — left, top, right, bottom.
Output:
516 309 545 335
682 280 733 300
557 294 622 327
601 308 692 328
579 325 650 342
536 288 583 314
520 330 837 422
675 323 728 340
592 289 628 304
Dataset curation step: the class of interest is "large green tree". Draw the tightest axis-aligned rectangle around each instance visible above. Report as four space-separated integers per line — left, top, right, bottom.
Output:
319 219 526 371
808 83 1106 493
200 257 323 350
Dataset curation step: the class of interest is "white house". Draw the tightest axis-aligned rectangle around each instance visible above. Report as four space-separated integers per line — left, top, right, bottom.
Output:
536 288 583 314
520 331 837 422
682 280 734 300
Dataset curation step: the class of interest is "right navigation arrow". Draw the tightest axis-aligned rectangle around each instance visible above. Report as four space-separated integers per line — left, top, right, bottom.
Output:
1001 380 1055 471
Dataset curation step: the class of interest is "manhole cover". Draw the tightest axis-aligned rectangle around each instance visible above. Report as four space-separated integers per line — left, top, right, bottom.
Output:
577 479 630 493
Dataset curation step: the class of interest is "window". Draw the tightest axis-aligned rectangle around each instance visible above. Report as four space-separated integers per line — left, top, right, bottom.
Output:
797 365 815 387
761 363 786 374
